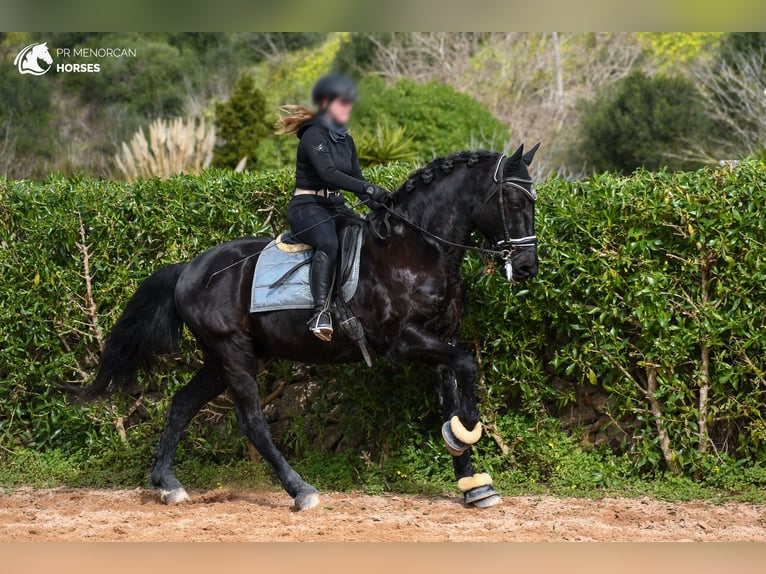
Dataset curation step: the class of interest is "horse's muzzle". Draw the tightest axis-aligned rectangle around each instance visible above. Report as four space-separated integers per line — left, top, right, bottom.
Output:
506 249 538 283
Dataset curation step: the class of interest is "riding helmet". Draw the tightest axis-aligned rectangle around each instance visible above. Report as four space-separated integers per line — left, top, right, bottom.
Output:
312 73 358 106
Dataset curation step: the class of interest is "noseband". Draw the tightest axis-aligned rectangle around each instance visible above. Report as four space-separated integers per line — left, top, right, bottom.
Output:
482 154 538 281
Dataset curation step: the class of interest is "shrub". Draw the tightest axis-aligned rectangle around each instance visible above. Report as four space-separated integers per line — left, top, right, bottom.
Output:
212 72 271 170
353 76 510 161
1 161 765 485
572 70 710 173
463 163 766 474
114 116 215 181
354 122 418 166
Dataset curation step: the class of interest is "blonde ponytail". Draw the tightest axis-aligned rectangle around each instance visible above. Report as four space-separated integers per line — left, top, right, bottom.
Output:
275 105 316 136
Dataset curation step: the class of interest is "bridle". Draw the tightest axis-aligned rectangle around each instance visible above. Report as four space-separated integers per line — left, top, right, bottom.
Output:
381 154 537 282
482 153 538 281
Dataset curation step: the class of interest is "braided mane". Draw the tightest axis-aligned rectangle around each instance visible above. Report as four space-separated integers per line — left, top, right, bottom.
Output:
394 150 499 198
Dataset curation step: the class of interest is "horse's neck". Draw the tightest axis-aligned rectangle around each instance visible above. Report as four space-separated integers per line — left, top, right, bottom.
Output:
392 172 476 268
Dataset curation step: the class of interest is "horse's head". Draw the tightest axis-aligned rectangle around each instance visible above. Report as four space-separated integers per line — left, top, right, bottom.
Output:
34 43 53 65
472 143 540 283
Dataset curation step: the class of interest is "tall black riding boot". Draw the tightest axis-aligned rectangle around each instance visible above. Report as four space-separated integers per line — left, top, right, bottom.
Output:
308 250 334 342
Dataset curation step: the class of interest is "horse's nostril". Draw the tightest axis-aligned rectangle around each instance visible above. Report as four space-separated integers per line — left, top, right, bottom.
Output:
516 263 538 278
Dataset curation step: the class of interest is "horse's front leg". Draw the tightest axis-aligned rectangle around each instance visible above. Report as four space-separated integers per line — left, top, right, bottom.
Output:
433 365 502 508
391 326 500 507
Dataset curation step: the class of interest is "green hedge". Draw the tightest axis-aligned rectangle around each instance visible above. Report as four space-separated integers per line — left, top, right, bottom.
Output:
1 161 765 482
464 163 766 474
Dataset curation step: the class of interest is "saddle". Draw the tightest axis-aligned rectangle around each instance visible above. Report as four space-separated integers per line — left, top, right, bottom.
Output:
249 223 363 313
249 222 372 365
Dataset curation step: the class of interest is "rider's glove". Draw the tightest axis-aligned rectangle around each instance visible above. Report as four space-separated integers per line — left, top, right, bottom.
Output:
363 184 391 207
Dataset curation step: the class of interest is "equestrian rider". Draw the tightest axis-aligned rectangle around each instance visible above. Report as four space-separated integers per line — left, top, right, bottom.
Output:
277 73 391 342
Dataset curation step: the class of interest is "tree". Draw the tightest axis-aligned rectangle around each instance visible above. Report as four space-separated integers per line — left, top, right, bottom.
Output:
333 33 389 79
572 71 710 173
213 72 271 169
60 33 197 118
718 32 766 69
683 33 766 162
244 33 326 60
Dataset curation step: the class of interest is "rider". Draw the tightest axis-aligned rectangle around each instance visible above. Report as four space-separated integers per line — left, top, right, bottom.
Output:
277 73 391 342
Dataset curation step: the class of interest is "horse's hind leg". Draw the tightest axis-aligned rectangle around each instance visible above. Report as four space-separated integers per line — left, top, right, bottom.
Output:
219 338 319 511
150 361 226 504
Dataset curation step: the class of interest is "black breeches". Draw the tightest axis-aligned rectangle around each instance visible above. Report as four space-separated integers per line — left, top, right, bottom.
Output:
287 195 357 264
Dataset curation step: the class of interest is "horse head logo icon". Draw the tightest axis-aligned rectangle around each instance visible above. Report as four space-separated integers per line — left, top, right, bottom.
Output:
14 42 53 76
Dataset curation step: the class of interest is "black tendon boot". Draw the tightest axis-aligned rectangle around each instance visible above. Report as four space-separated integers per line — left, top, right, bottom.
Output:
308 250 334 341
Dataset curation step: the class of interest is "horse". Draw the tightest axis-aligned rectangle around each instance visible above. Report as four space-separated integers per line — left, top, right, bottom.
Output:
77 143 540 510
14 42 53 75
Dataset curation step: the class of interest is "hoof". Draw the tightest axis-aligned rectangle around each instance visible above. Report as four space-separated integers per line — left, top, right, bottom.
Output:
442 421 468 456
160 487 190 505
472 494 502 509
463 484 499 506
294 490 320 511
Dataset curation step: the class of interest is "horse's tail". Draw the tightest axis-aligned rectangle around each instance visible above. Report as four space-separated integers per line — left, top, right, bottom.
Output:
75 263 187 401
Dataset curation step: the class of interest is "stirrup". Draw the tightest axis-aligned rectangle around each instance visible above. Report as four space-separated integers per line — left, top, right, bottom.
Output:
309 310 333 342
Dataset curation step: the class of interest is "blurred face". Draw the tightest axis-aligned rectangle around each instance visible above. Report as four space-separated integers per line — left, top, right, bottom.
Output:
325 97 354 125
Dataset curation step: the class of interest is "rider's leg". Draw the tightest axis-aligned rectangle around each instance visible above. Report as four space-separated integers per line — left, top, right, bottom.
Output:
308 249 334 341
287 198 339 341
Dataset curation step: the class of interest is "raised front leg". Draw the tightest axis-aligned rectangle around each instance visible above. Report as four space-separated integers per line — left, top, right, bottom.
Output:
390 326 499 508
391 326 481 429
433 366 502 509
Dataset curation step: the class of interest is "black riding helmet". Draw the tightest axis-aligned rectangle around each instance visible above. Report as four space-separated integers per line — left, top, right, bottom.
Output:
312 73 358 106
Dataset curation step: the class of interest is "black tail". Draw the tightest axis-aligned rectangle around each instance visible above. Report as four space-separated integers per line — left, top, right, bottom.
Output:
77 263 187 401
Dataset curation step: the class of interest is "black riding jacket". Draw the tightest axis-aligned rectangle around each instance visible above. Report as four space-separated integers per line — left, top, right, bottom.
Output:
295 117 369 197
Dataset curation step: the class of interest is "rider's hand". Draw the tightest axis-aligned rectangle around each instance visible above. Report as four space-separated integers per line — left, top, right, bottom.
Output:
363 184 391 207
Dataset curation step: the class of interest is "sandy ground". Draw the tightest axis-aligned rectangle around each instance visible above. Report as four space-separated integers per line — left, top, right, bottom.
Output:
1 487 765 542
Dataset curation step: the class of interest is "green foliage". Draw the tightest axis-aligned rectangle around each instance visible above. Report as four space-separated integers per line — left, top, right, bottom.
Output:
333 33 388 79
719 32 766 68
2 160 766 495
638 33 722 69
60 33 198 118
572 71 710 173
243 33 326 59
354 122 419 166
0 40 54 173
265 33 347 103
463 162 766 476
353 77 510 162
213 73 272 169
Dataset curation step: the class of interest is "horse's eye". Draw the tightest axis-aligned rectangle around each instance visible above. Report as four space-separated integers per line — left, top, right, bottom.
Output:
508 202 522 211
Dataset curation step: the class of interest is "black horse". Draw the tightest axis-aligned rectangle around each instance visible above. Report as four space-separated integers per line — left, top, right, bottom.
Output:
79 144 540 510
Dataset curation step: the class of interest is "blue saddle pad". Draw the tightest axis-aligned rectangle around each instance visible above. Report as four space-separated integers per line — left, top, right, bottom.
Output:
249 227 363 313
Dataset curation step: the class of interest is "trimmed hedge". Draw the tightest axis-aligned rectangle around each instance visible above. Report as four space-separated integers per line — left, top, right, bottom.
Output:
1 161 764 480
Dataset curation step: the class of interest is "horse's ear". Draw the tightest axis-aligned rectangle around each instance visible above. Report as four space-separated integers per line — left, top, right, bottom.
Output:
522 142 541 166
503 144 524 179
